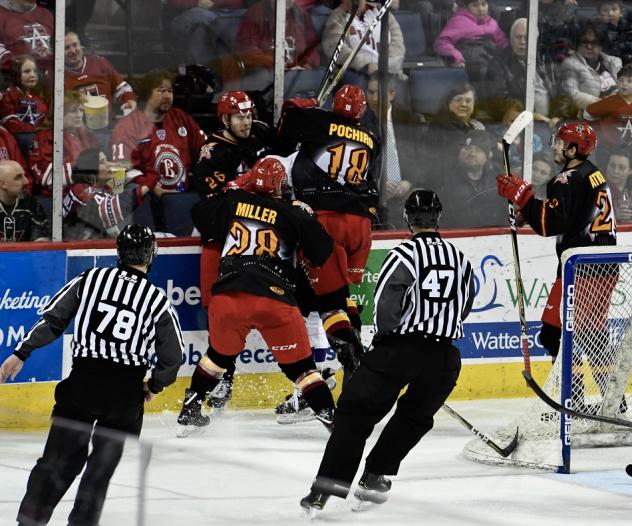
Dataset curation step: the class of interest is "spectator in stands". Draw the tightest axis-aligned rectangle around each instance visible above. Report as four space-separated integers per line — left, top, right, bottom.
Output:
364 72 420 228
168 0 243 66
531 150 555 199
603 146 632 223
584 63 632 148
493 18 552 118
0 54 47 154
63 148 150 240
0 0 53 74
598 1 632 66
538 0 578 65
0 124 31 186
322 0 405 79
64 31 137 117
29 90 98 195
438 129 504 228
433 0 508 86
226 0 320 88
421 82 485 189
561 21 622 111
111 70 206 228
0 159 49 241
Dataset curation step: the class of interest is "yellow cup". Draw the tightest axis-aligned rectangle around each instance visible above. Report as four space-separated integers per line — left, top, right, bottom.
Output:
109 166 126 194
83 95 109 130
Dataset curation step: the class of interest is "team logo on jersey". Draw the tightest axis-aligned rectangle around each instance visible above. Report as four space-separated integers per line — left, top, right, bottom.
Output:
22 23 51 57
269 286 285 295
547 198 559 209
178 126 188 137
199 143 215 161
154 144 185 186
156 129 166 141
368 207 377 216
554 171 570 185
291 200 313 215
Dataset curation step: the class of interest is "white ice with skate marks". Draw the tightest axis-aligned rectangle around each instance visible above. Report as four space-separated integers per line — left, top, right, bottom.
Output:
1 398 632 525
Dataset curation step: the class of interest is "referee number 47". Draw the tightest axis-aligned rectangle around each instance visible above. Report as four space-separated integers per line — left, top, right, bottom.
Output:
96 301 137 340
421 269 455 300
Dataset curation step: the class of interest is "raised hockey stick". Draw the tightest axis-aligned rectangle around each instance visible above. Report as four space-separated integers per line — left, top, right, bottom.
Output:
522 371 632 429
317 0 359 103
442 404 518 457
501 110 534 375
318 0 395 104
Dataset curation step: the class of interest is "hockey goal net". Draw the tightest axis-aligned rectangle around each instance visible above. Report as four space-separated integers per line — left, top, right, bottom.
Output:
464 246 632 472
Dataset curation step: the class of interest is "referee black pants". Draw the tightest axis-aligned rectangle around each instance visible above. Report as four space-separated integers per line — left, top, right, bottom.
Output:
17 360 145 526
314 332 461 497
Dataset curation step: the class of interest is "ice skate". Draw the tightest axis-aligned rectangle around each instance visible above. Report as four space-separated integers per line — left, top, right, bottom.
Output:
352 472 391 511
275 391 313 424
314 408 334 432
176 389 210 438
300 489 330 519
209 375 233 414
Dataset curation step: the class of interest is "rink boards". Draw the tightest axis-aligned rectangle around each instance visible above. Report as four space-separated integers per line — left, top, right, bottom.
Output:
2 231 632 427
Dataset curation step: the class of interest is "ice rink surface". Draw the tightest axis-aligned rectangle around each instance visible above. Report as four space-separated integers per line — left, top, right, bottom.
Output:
1 398 631 525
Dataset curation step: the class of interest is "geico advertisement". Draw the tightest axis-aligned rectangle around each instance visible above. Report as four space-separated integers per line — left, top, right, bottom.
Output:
4 234 632 382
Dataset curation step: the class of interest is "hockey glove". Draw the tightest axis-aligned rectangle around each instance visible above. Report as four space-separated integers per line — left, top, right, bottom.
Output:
496 174 534 209
281 97 320 115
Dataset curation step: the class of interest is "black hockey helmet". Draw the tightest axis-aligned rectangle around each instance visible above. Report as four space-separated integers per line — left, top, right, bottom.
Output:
403 189 442 230
116 224 157 267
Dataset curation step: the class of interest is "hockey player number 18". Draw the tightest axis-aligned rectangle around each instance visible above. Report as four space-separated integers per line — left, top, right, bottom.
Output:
326 143 369 185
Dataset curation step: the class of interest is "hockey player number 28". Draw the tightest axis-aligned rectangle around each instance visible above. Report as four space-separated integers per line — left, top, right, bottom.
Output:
327 143 369 185
225 221 280 257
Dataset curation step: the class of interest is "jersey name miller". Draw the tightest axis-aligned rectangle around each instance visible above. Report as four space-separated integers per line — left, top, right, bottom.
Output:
327 123 374 149
235 202 278 224
588 170 606 189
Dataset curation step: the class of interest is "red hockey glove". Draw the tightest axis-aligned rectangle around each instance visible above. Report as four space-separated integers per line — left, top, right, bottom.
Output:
281 97 320 114
496 174 534 209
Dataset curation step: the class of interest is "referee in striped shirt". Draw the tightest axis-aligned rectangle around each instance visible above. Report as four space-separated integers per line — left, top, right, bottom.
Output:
302 189 475 513
0 224 183 526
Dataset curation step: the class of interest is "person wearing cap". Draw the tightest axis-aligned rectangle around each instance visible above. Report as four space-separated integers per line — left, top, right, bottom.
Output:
438 129 505 228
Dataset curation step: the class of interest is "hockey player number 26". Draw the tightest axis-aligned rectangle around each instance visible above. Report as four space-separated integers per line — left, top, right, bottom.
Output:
327 143 369 184
225 221 280 257
421 269 455 300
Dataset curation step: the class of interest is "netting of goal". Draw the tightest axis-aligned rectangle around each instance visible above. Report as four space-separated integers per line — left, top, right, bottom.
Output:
464 246 632 473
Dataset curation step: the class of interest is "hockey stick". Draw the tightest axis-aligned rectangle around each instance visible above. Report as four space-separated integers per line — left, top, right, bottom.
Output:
318 0 395 104
317 0 359 103
501 110 534 375
523 371 632 429
442 404 518 457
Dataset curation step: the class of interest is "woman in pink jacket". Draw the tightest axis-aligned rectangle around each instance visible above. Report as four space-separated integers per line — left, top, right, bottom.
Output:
434 0 508 68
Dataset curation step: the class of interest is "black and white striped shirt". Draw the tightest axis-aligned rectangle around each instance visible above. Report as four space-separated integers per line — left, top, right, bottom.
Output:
373 232 475 340
14 265 183 393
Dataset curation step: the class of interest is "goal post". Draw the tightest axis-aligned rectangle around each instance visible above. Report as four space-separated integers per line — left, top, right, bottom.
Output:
464 246 632 473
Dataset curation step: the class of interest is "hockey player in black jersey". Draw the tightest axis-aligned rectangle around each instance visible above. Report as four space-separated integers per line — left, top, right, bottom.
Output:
192 91 273 410
0 224 183 526
276 85 380 389
176 157 336 437
301 190 474 515
497 121 617 360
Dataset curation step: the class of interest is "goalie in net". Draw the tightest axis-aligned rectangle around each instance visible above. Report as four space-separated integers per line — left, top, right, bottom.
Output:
486 122 629 471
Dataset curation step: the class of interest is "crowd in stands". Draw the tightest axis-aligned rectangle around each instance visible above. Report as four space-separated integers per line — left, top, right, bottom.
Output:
3 0 632 242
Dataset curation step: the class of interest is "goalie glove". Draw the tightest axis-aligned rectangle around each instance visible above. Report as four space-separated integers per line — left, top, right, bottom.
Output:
496 174 534 209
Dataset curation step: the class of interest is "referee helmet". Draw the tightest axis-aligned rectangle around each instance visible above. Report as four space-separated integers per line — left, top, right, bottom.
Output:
117 224 158 268
404 189 442 230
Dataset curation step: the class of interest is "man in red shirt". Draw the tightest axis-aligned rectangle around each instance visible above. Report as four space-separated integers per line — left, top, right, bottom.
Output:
111 69 206 197
0 0 53 73
64 31 137 116
0 125 30 183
